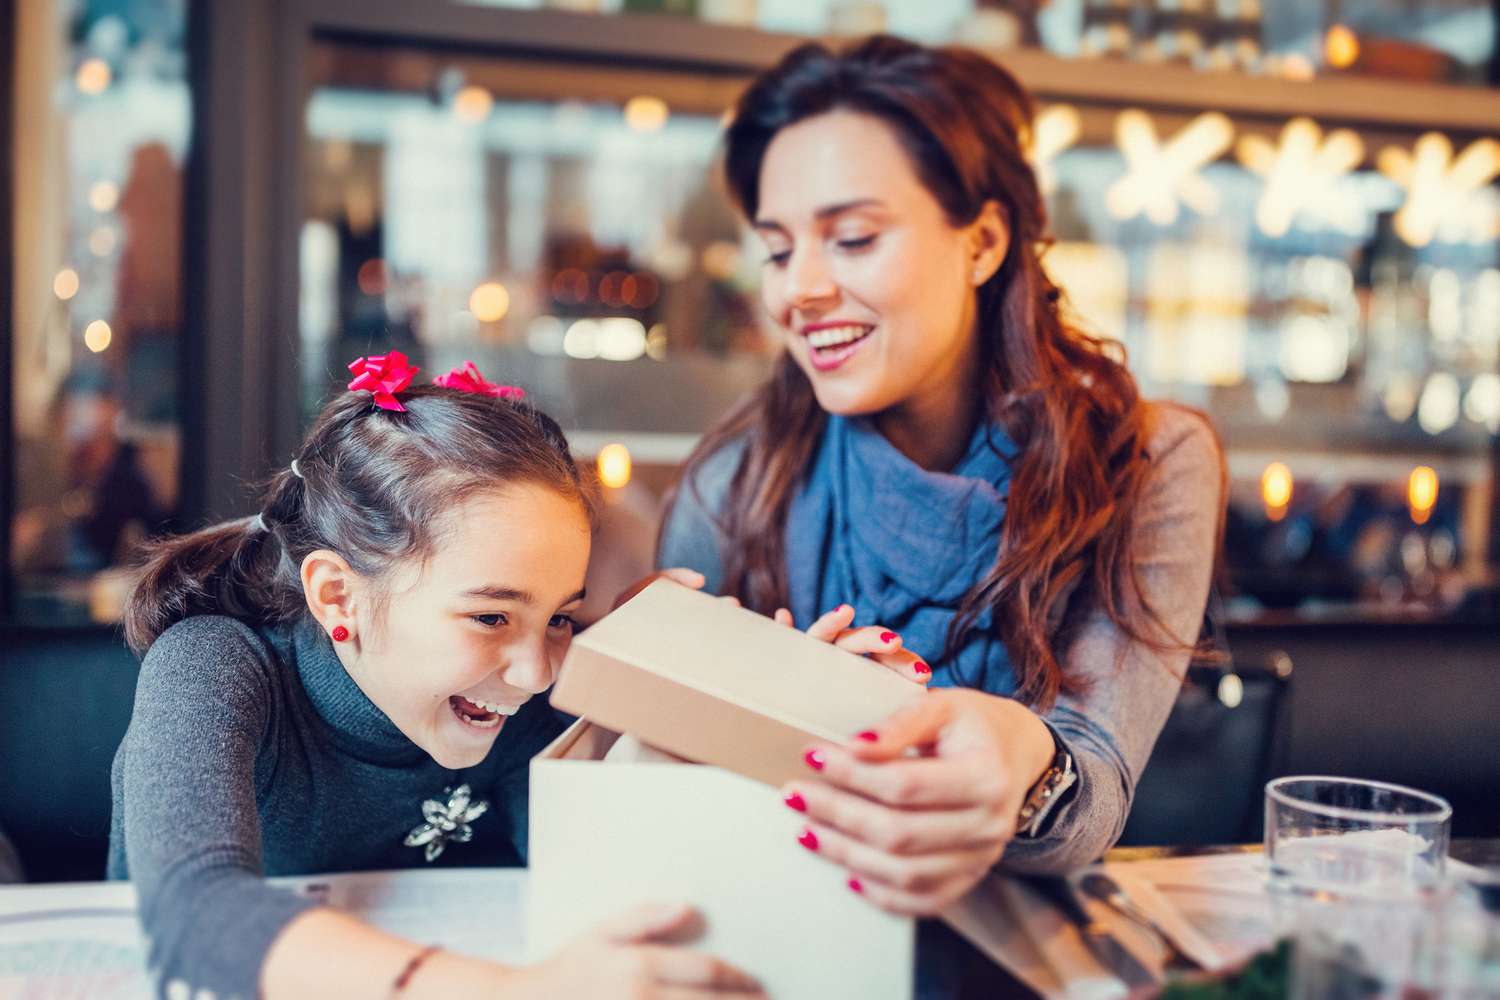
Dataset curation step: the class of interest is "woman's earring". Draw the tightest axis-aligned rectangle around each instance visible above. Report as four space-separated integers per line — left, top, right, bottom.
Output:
332 625 350 642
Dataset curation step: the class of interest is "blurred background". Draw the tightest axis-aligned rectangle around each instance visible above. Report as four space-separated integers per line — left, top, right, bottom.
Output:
3 0 1498 880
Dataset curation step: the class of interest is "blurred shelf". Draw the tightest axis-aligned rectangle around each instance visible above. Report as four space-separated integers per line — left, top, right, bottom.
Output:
997 47 1500 135
305 3 1500 134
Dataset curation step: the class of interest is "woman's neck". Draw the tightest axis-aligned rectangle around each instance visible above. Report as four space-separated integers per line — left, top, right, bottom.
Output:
874 382 982 472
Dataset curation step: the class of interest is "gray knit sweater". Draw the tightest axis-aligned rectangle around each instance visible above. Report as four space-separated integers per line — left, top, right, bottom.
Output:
108 613 566 1000
659 402 1223 873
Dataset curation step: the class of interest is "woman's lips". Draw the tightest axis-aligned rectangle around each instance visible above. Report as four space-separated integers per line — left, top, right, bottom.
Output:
802 323 874 373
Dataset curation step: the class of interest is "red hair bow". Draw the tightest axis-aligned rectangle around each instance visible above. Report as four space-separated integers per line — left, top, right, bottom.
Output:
347 351 419 412
433 361 526 400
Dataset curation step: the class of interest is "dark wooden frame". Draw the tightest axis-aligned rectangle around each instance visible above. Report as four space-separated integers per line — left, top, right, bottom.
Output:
1 0 16 619
185 1 800 524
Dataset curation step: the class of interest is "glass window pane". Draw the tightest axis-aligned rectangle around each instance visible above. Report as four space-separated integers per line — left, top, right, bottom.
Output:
300 43 772 436
9 0 190 624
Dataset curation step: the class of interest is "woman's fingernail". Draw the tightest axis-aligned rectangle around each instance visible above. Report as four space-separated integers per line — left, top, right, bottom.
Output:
855 730 879 742
798 828 819 852
840 604 853 614
784 791 807 812
848 877 864 893
914 661 931 676
880 631 897 644
804 749 826 771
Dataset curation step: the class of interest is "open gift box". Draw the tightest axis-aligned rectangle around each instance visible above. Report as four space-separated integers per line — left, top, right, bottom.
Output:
526 579 926 998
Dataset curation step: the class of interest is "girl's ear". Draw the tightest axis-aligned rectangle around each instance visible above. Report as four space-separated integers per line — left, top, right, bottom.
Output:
967 200 1010 286
301 549 362 643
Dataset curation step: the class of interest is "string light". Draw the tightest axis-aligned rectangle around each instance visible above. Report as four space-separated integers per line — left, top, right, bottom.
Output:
1379 133 1500 247
1029 104 1081 195
1106 110 1234 225
453 85 493 124
76 58 111 95
89 181 120 213
1237 118 1363 238
84 320 112 353
597 444 632 490
469 282 510 323
53 268 80 301
624 96 669 134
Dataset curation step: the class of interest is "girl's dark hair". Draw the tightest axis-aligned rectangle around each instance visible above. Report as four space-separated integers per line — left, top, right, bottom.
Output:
125 385 592 655
663 36 1225 709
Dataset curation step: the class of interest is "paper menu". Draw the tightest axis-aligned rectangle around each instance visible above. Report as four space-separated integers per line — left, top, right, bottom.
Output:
0 868 529 1000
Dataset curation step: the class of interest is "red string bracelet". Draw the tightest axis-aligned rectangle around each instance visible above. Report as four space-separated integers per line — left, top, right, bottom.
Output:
392 944 442 996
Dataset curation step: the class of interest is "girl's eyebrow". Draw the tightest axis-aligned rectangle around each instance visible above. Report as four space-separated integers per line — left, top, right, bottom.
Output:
753 198 886 233
461 585 587 606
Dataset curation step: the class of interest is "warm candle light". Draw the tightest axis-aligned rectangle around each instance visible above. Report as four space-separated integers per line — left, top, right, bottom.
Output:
1261 462 1293 522
1324 25 1359 70
597 444 632 490
1408 466 1438 525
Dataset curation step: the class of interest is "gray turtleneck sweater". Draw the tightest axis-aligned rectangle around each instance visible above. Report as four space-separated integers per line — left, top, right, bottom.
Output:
108 613 567 1000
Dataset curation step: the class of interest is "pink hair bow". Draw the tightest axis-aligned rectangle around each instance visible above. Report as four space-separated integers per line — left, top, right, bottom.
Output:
347 351 420 412
433 361 526 400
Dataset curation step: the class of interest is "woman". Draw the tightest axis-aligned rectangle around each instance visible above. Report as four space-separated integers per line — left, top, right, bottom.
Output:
659 35 1224 993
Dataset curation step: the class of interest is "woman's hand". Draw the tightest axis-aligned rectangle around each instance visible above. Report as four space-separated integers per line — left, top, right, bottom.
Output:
613 568 709 611
773 604 931 686
780 689 1058 915
505 903 764 999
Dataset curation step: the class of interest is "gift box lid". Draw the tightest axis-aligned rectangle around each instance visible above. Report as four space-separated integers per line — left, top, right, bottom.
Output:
550 579 923 788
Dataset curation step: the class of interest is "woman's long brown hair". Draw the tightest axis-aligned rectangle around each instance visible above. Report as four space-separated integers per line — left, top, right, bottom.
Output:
663 36 1219 710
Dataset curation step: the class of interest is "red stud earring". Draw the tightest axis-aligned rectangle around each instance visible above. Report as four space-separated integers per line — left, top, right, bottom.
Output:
331 625 350 642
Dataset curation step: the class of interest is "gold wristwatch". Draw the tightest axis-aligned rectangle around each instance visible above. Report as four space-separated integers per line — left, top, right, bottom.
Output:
1016 745 1077 839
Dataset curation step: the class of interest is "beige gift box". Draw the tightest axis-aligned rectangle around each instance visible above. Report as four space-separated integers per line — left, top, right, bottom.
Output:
526 579 923 999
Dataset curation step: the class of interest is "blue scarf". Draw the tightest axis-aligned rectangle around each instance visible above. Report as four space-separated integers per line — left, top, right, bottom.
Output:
785 413 1018 695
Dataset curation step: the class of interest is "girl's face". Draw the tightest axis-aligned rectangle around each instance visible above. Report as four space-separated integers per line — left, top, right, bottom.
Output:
753 110 1004 419
342 483 591 769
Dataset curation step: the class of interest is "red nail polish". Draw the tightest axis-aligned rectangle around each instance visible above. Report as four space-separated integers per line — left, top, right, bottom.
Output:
880 631 897 644
798 828 819 851
804 749 826 771
914 661 931 675
855 730 879 742
784 791 807 812
848 877 864 893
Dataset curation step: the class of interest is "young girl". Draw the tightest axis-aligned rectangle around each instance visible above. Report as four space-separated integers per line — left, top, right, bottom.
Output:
660 36 1225 997
110 356 766 1000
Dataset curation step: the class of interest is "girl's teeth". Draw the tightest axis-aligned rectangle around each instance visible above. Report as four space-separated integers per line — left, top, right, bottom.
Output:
468 698 522 716
806 325 871 349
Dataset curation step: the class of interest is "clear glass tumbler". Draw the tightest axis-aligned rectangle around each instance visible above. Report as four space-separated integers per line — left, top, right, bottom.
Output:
1264 776 1453 998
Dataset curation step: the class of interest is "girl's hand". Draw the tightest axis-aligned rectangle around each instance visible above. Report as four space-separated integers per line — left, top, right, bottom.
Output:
781 689 1057 916
510 902 764 999
773 604 930 686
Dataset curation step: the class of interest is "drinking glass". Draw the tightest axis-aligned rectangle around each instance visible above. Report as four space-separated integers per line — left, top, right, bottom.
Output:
1264 776 1453 998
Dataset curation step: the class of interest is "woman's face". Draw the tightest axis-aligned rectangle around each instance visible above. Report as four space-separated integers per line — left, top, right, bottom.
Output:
342 483 591 769
753 110 1002 419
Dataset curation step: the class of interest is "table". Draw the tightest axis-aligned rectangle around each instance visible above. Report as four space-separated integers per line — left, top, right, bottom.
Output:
0 842 1493 999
